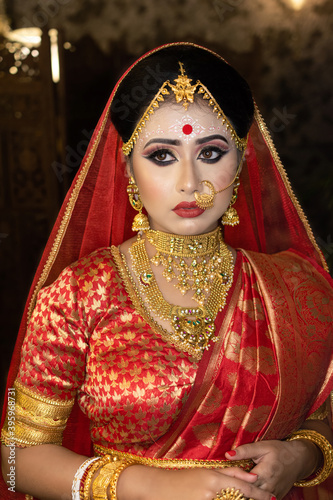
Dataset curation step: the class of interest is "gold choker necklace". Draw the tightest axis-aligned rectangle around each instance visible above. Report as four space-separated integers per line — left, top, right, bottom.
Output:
145 227 224 306
145 228 222 257
129 231 234 355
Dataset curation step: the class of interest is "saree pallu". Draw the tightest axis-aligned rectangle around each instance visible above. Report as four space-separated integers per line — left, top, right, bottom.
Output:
140 248 333 500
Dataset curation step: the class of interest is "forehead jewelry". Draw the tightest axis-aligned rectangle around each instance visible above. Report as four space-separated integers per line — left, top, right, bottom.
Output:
122 62 248 155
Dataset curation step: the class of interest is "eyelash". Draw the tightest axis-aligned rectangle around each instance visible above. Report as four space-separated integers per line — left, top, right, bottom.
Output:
145 146 227 166
145 148 176 166
198 146 227 164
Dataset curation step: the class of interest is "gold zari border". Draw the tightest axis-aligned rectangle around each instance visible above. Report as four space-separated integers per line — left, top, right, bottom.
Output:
1 380 74 447
94 445 254 471
307 399 330 421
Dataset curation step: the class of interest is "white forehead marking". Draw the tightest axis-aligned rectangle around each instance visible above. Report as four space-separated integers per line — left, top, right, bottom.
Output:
138 124 165 145
168 115 206 143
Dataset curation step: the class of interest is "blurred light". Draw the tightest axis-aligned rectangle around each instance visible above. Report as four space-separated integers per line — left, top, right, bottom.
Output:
49 29 60 83
9 66 18 74
289 0 306 9
7 28 42 47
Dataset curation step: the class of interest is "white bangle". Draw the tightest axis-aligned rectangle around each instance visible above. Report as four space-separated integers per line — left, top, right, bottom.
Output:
72 457 99 500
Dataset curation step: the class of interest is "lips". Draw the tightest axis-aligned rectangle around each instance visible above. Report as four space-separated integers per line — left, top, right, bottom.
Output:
172 201 205 218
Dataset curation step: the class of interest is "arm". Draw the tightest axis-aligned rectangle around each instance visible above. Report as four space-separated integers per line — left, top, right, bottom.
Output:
1 443 277 500
1 444 87 500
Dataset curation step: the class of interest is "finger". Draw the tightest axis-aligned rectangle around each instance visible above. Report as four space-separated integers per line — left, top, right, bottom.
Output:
216 479 275 500
225 442 269 461
217 467 258 483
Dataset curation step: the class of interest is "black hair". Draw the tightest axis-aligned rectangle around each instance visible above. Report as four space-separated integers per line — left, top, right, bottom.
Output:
111 44 254 143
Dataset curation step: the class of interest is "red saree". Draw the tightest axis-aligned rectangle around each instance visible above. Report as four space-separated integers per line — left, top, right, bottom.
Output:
1 43 332 500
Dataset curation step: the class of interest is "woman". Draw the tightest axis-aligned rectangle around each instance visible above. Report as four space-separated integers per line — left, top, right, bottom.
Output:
1 43 332 500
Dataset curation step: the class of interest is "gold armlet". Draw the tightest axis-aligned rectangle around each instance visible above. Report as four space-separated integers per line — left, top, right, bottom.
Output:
286 430 333 487
1 380 74 447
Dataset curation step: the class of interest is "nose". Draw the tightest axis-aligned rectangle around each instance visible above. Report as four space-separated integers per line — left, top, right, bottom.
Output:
176 156 199 194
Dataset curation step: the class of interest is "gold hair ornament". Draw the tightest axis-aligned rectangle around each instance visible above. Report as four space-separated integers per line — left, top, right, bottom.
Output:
122 62 248 155
286 429 333 487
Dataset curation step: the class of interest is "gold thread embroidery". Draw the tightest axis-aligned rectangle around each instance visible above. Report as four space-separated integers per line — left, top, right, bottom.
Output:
93 445 254 471
307 399 329 421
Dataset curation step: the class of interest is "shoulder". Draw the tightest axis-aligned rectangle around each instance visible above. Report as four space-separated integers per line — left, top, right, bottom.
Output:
69 247 119 278
39 247 121 300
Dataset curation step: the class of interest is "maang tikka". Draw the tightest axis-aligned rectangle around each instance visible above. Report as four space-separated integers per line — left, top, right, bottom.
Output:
122 62 248 156
126 177 150 232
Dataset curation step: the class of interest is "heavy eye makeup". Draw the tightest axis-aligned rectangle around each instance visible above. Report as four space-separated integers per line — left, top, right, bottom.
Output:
197 145 228 164
143 147 178 166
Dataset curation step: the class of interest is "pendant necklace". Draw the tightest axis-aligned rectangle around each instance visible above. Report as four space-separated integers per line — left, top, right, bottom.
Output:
129 227 234 355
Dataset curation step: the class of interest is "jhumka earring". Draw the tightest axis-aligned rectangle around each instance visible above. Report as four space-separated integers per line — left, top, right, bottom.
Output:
126 177 150 232
221 177 240 226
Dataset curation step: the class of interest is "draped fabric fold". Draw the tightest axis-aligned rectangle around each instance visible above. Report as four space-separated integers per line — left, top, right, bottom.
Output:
1 42 332 500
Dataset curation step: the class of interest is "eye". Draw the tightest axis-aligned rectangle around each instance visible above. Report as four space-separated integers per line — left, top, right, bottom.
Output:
198 146 227 163
145 148 177 166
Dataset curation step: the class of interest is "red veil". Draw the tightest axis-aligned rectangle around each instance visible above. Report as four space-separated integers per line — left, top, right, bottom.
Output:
1 43 332 500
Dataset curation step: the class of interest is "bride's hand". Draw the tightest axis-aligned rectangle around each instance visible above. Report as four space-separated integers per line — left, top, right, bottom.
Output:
225 439 320 500
117 464 275 500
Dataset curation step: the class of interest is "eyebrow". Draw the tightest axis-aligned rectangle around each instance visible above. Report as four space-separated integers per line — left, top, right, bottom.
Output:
144 138 181 148
195 134 229 145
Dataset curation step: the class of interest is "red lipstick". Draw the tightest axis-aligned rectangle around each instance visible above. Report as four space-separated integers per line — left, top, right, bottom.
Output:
172 201 205 218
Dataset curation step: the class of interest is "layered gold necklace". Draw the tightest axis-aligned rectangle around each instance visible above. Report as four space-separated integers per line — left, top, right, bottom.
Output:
129 228 234 355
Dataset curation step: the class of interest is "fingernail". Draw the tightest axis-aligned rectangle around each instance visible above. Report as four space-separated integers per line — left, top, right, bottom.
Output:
249 472 257 477
271 497 277 500
226 450 236 457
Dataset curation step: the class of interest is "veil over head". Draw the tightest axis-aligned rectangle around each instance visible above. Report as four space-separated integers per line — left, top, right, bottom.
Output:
1 42 330 499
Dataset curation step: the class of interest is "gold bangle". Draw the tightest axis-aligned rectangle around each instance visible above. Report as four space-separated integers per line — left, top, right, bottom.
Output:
92 456 130 500
82 455 110 500
286 429 333 487
109 459 136 500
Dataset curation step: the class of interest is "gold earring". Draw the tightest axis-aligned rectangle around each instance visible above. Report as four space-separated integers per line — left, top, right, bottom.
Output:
221 177 240 226
126 177 150 232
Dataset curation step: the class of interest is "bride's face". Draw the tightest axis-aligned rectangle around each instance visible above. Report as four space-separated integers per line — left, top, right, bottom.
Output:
129 101 241 235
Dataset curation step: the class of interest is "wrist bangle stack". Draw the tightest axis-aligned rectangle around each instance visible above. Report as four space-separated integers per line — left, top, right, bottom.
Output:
287 429 333 487
77 454 136 500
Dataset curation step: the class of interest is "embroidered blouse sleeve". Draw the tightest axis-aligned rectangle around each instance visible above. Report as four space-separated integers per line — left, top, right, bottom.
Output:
1 264 89 448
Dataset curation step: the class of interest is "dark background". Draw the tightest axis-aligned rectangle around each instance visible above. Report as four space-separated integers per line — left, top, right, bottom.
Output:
1 0 333 408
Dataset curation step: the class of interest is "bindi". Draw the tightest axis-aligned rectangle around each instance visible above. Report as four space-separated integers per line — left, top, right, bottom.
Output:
182 124 193 135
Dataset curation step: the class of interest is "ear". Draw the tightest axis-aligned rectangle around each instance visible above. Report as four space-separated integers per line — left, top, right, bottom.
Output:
124 156 132 179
